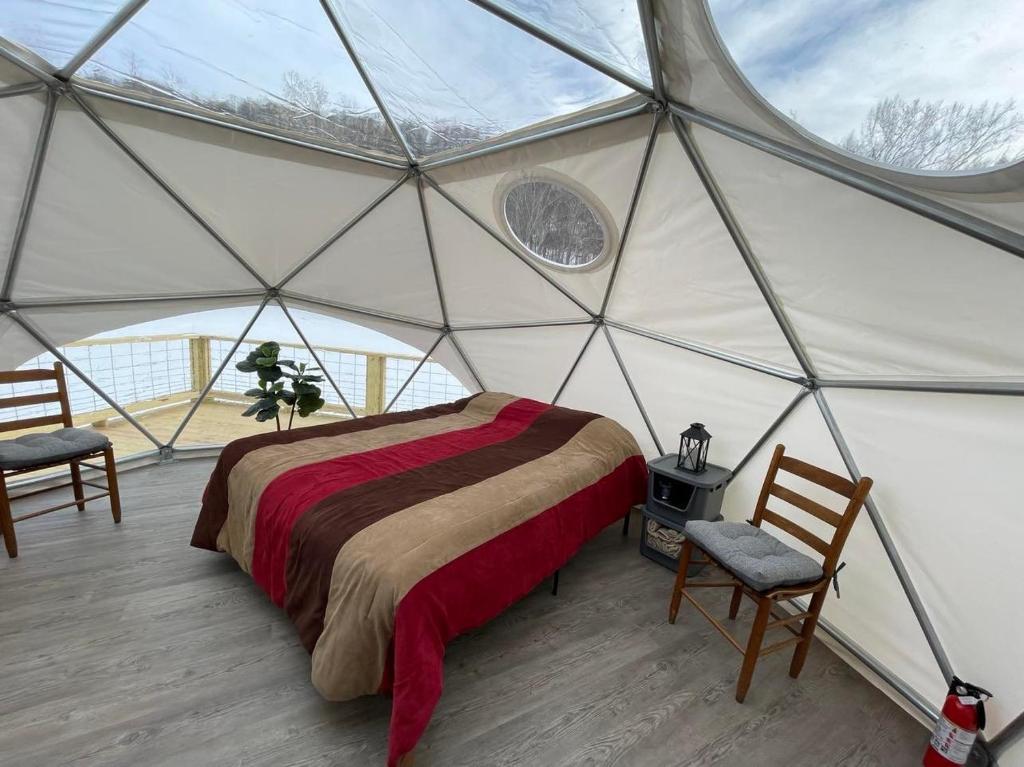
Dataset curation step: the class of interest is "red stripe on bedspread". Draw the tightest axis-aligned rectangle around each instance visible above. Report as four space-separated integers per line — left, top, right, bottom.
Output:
381 454 648 767
252 398 550 605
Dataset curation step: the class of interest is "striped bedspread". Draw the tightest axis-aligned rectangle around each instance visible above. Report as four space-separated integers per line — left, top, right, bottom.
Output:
191 392 647 765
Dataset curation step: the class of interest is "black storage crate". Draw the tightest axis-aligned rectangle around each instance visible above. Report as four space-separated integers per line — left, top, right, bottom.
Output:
639 456 732 573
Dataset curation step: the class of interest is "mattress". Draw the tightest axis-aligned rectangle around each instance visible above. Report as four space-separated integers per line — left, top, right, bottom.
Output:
191 392 647 765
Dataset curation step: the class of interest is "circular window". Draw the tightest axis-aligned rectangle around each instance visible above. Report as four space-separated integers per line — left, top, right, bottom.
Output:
500 176 610 269
707 0 1024 174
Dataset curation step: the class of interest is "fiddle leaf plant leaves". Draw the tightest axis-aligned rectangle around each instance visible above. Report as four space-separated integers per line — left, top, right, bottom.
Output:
235 341 327 431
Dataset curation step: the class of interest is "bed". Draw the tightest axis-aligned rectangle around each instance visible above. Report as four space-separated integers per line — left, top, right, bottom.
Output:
191 392 648 766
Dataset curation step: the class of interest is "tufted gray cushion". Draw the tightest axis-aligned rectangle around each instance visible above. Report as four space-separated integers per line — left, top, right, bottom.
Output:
0 427 111 470
684 520 823 592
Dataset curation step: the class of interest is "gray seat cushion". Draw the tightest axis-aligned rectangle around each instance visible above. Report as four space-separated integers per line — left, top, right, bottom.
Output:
0 427 110 470
684 520 824 592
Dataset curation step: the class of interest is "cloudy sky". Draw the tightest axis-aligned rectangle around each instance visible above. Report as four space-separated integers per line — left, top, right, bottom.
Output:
709 0 1024 157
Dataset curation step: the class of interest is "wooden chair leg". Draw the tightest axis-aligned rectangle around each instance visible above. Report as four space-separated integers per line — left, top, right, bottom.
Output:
668 539 694 624
789 588 827 679
0 472 15 558
103 447 121 524
736 595 772 703
69 460 86 511
728 583 743 620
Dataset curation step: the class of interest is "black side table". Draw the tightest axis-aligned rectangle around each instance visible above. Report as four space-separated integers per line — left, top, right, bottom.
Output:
639 455 732 574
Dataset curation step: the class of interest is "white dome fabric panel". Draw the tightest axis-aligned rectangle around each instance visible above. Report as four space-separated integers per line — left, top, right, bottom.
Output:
609 327 801 469
720 397 948 714
10 296 261 366
0 93 45 280
693 124 1024 380
654 0 793 146
429 115 653 312
608 123 800 371
556 330 658 457
0 314 45 369
0 57 36 87
423 335 482 398
452 324 594 402
827 388 1024 733
423 186 587 325
16 102 261 300
89 97 405 287
286 180 443 325
2 1 1023 755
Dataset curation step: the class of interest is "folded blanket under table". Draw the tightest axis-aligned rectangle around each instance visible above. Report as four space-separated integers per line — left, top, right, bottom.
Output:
192 392 647 765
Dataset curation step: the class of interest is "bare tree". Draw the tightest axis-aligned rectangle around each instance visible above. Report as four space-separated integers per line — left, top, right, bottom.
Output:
504 179 604 267
840 95 1024 171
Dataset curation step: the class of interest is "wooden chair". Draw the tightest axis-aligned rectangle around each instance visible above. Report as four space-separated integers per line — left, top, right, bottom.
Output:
668 444 872 702
0 362 121 558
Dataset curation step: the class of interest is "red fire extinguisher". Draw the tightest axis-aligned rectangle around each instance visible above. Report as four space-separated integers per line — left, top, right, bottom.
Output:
923 676 992 766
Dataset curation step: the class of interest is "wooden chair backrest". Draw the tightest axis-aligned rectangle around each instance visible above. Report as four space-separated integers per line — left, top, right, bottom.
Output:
751 444 872 577
0 362 73 434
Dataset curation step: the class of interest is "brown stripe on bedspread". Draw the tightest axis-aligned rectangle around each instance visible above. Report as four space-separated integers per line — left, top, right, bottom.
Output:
284 405 600 651
191 394 480 550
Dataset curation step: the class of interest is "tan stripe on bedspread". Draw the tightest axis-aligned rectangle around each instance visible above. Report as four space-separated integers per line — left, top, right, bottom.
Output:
217 393 517 572
309 416 641 699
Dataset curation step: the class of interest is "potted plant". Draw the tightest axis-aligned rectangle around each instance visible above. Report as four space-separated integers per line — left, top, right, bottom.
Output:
235 341 326 430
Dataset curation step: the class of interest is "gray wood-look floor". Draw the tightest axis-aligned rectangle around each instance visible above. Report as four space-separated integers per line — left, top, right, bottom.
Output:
0 458 928 766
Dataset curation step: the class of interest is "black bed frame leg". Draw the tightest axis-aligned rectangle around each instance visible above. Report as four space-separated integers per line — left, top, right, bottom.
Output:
551 569 559 596
622 508 631 537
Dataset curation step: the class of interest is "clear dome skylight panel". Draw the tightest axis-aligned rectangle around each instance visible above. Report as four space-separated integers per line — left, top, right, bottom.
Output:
77 0 406 158
327 0 635 158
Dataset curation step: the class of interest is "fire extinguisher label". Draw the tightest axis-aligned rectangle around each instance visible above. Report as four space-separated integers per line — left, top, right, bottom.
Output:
929 715 976 764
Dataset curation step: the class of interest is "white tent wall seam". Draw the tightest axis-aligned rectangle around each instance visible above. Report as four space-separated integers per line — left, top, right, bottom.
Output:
991 712 1024 761
606 320 807 384
415 175 451 328
167 299 270 446
2 89 57 301
70 92 271 290
671 103 1024 264
421 174 596 317
0 82 47 99
276 173 412 290
9 290 269 308
603 323 664 454
0 40 56 86
279 291 444 331
418 101 656 172
551 324 600 406
8 309 162 448
636 0 666 104
814 389 955 679
731 387 811 478
383 333 447 414
599 113 664 316
445 331 487 392
276 296 359 420
669 114 817 379
73 83 410 171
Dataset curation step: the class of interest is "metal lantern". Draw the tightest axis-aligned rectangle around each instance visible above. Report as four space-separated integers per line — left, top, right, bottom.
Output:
677 423 711 473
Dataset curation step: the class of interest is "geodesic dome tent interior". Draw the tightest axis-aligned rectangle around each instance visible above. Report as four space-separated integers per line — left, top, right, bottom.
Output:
0 1 1023 762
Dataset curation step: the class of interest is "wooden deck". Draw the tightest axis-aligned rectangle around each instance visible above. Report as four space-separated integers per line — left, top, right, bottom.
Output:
7 397 348 482
0 458 931 766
